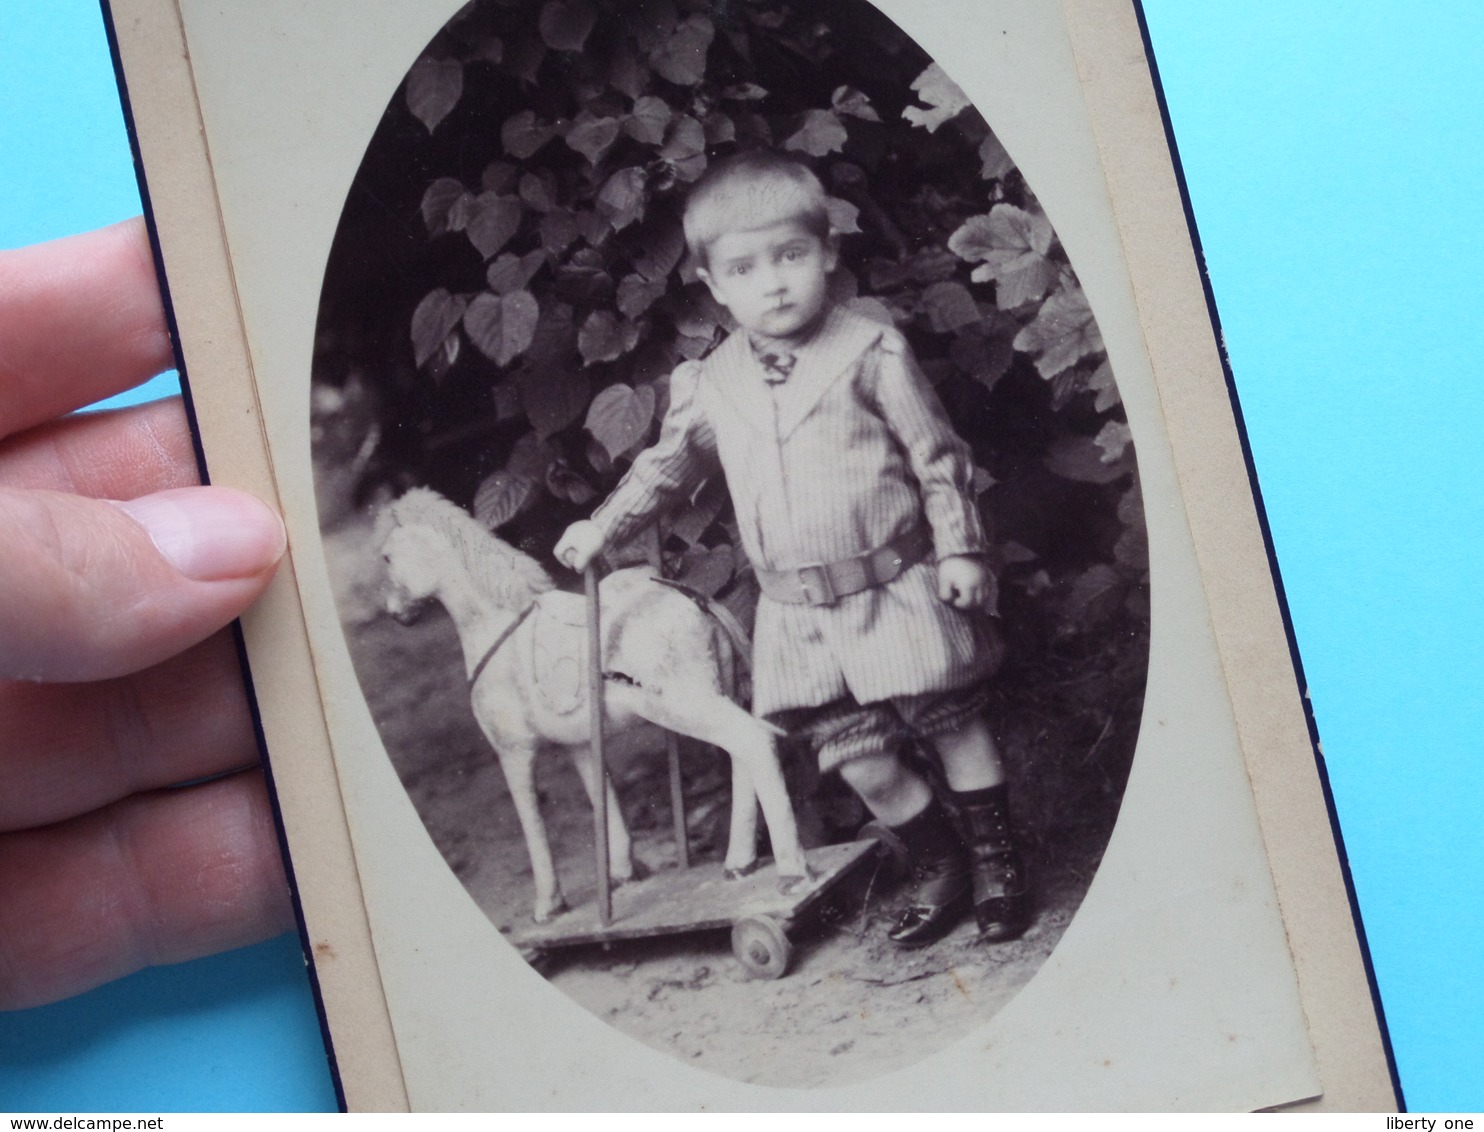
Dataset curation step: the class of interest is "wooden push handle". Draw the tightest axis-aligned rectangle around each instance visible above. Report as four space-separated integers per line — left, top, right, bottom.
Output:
584 564 612 926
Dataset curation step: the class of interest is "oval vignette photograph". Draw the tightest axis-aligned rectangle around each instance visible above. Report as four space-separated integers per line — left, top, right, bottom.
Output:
310 0 1149 1088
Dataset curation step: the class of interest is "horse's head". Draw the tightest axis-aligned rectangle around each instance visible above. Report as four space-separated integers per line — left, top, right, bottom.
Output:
378 521 446 625
376 486 557 625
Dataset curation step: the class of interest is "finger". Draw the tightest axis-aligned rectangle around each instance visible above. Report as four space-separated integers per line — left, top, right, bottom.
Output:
0 486 284 682
0 770 293 1011
0 398 198 498
0 219 172 438
0 633 257 833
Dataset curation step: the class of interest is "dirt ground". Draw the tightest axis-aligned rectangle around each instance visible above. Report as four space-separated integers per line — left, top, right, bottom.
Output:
329 520 1120 1089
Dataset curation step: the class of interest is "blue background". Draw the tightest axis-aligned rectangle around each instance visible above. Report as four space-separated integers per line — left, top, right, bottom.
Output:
1 0 1478 1113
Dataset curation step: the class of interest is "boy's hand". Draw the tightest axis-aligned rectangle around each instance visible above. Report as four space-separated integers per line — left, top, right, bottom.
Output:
0 220 292 1010
554 520 605 572
937 555 998 613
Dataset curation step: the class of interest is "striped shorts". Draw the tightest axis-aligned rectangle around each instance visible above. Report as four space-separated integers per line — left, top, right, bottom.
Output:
769 682 993 774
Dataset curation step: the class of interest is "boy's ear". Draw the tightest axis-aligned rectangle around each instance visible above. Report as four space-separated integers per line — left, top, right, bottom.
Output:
695 264 724 303
823 233 841 273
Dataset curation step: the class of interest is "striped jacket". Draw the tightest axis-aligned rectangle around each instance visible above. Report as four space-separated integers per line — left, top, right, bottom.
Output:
589 303 997 715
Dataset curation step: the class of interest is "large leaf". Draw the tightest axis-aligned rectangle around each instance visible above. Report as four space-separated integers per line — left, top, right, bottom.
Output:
1060 563 1125 635
784 109 848 157
628 219 685 282
596 167 648 231
625 95 672 145
670 288 726 339
648 14 714 86
609 42 650 100
538 0 597 52
473 470 539 530
486 250 546 295
519 367 590 440
1088 358 1120 412
979 132 1014 180
922 281 981 333
566 112 623 165
1013 285 1104 378
410 288 467 368
502 110 556 159
539 209 580 254
578 310 641 366
518 171 558 213
703 111 736 145
948 205 1057 308
481 161 519 193
1045 433 1129 484
903 63 970 132
585 382 656 458
505 431 558 480
463 289 539 366
667 477 726 546
660 115 707 181
847 295 897 327
617 273 666 318
406 58 463 133
950 322 1014 391
464 193 523 260
420 177 468 236
722 82 768 101
676 543 735 597
661 116 705 160
825 197 861 235
832 85 881 122
1094 420 1133 464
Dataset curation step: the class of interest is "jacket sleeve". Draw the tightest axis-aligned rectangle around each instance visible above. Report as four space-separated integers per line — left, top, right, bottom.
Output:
588 361 719 550
869 330 990 559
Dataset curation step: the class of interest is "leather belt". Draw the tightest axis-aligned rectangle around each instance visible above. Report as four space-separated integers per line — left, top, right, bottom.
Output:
754 526 932 607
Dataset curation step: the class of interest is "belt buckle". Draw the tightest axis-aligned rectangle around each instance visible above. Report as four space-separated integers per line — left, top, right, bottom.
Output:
796 564 837 606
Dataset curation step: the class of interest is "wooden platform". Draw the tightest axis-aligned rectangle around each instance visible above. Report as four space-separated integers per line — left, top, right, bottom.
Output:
506 839 880 951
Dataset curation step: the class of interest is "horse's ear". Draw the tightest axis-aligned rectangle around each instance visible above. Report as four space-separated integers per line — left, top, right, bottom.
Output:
371 500 399 547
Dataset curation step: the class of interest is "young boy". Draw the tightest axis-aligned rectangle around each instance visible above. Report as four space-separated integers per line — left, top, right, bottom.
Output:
556 151 1029 947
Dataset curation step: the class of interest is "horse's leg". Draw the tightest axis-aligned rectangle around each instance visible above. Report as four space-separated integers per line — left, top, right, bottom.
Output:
639 690 809 883
723 754 761 875
563 743 636 884
495 742 567 922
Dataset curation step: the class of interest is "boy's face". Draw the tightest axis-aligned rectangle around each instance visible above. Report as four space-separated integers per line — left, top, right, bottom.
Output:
697 219 838 340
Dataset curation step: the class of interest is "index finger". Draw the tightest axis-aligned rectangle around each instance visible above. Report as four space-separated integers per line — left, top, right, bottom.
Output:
0 219 172 439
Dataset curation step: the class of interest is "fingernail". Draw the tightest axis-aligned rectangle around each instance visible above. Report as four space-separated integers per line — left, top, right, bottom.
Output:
110 488 286 581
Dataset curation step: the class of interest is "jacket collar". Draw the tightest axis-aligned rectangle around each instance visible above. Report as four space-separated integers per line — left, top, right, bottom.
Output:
704 304 882 441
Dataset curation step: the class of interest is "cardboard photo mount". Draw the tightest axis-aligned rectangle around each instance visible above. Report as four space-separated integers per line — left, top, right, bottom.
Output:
103 0 1397 1111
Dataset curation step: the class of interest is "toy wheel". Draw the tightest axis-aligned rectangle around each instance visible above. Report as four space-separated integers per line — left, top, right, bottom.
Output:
732 915 792 979
859 820 910 880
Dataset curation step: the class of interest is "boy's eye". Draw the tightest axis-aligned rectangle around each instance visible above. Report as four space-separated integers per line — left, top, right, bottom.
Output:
730 263 749 276
783 248 803 261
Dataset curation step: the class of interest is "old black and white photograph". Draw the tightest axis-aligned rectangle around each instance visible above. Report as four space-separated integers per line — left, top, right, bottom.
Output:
309 0 1148 1088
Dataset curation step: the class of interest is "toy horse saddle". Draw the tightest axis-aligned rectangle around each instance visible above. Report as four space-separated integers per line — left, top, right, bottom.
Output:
525 595 587 717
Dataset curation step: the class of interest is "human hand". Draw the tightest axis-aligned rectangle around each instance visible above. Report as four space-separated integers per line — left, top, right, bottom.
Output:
0 220 292 1011
553 519 605 573
936 554 998 613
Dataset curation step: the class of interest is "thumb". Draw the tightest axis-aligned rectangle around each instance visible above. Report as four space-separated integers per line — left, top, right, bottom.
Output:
937 572 956 604
0 486 285 682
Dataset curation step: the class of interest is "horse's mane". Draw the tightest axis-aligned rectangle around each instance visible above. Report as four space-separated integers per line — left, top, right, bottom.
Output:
384 487 556 610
